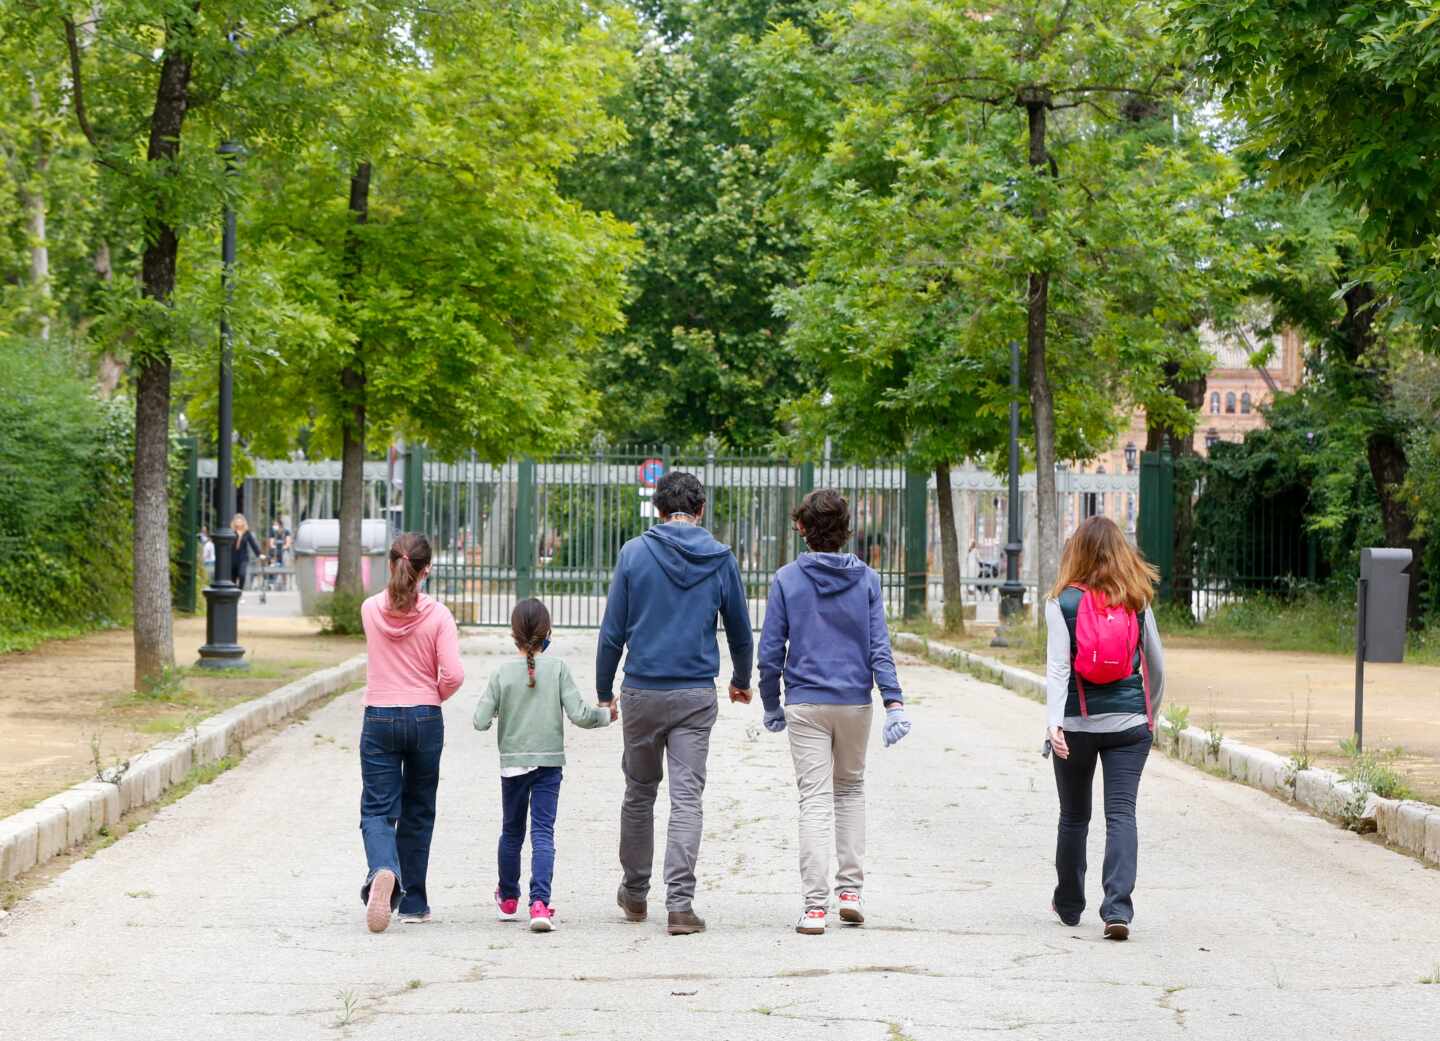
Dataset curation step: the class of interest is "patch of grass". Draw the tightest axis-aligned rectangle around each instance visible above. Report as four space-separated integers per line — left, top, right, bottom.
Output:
1420 965 1440 985
406 979 423 990
0 620 124 657
887 1024 917 1041
1176 589 1440 665
125 889 155 899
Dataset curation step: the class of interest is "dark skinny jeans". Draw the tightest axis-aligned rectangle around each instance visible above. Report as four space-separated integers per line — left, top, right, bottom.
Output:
1051 724 1152 925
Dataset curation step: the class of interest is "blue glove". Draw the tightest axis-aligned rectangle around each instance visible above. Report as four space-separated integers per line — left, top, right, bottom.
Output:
882 705 911 748
763 705 787 733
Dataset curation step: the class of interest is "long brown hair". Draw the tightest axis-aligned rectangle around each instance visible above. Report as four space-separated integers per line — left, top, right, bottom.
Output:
386 532 432 614
510 598 551 687
1050 516 1158 613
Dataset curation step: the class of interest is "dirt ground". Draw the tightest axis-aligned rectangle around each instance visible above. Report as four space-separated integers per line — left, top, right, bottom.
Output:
0 614 363 818
945 622 1440 803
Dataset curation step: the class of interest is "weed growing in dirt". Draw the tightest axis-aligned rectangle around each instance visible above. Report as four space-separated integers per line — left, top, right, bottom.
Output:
1204 712 1224 762
1288 690 1314 774
1420 965 1440 985
1338 736 1413 802
333 989 360 1028
1162 704 1190 755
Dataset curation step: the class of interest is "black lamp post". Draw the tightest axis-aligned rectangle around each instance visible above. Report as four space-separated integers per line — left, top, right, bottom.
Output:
992 340 1026 647
197 139 247 669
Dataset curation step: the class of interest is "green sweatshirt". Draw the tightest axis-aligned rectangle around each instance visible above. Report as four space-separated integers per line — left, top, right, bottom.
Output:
472 656 610 768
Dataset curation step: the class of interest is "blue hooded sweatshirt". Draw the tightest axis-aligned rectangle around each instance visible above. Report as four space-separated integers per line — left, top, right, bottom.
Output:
595 522 754 700
757 552 902 711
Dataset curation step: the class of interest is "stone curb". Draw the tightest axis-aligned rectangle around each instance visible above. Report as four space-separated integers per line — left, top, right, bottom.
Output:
0 654 367 882
893 631 1440 867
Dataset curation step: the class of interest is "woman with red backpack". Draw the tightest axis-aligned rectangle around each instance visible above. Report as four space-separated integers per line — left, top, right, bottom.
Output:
1044 516 1165 941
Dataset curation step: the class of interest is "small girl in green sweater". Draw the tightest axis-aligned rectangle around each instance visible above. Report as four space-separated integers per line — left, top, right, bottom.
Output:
473 598 610 931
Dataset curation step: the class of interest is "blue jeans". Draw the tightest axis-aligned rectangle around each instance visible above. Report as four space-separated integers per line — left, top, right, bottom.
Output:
359 706 444 916
1052 724 1152 925
498 767 563 906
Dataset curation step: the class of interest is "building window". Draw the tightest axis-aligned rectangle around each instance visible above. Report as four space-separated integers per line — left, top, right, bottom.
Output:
1205 428 1220 449
1124 443 1137 472
1210 391 1220 415
1240 391 1252 414
1225 391 1237 414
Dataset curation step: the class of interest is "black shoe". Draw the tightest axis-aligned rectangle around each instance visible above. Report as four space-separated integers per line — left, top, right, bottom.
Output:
667 909 706 935
1051 901 1080 928
1103 920 1130 941
617 885 647 923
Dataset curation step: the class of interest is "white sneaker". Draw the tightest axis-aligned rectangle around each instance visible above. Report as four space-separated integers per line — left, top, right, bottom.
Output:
795 907 827 935
837 891 864 925
398 911 432 925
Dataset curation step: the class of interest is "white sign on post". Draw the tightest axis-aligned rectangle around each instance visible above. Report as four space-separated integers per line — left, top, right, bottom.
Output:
639 487 657 519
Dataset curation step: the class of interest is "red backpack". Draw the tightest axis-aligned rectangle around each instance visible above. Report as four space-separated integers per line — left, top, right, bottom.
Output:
1072 585 1153 729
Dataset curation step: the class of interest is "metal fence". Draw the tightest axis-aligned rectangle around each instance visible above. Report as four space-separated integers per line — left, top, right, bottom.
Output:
412 442 920 628
193 449 1142 627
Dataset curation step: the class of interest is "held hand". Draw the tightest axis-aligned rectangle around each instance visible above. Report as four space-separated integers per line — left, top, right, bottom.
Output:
728 684 753 705
762 705 787 733
1048 725 1069 760
882 705 911 748
599 696 619 722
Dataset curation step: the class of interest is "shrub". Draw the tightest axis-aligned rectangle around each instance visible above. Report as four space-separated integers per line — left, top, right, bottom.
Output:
0 341 134 651
314 590 366 636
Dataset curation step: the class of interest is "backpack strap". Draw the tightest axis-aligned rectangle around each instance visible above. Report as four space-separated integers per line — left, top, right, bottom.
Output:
1140 608 1154 731
1068 586 1089 718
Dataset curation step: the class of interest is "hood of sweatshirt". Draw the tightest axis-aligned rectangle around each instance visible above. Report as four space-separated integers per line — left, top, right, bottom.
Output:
641 523 735 590
368 592 440 639
796 552 868 596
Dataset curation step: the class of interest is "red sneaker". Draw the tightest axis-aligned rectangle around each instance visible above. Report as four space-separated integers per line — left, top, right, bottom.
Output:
837 891 864 925
529 900 555 932
495 888 520 922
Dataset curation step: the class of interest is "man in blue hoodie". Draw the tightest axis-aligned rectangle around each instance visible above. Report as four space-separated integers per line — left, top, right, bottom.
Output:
757 488 912 935
596 471 753 935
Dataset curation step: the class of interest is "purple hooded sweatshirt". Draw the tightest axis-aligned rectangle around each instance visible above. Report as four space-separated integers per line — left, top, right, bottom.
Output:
757 552 903 711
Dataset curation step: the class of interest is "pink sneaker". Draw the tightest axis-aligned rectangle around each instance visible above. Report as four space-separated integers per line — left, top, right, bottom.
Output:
529 900 555 932
367 869 396 933
495 889 520 922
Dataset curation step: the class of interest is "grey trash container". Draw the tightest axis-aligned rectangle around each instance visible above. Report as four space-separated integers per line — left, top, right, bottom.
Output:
293 519 391 615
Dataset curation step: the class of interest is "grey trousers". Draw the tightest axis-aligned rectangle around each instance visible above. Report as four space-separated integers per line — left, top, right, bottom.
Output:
787 703 873 909
618 686 718 912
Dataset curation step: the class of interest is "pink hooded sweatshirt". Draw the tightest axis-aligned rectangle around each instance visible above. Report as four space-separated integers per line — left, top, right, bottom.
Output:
361 592 465 707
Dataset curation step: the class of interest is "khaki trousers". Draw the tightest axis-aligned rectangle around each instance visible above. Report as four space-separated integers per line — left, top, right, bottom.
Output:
786 703 873 910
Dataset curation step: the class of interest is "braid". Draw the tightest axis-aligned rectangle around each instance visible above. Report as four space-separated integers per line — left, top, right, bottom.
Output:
526 649 537 687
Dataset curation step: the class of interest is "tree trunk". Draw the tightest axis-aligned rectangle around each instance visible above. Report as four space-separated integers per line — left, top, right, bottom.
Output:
25 79 50 340
131 25 197 689
1023 92 1060 608
934 462 965 635
335 161 372 600
1339 282 1427 623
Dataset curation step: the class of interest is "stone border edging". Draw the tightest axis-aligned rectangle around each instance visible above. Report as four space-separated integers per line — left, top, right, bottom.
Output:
893 632 1440 868
0 654 367 882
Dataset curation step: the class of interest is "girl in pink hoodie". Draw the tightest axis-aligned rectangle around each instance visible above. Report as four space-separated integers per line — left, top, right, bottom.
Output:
358 532 464 933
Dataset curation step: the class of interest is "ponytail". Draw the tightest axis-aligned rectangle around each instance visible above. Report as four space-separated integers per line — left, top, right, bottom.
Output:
510 598 551 689
386 532 433 614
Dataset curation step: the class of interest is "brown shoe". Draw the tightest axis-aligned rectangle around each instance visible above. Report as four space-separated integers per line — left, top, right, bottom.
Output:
667 909 706 935
617 885 647 923
1103 920 1130 941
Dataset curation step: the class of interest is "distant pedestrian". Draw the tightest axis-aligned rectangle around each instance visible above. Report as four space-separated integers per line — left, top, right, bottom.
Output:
596 471 754 936
230 514 262 591
358 532 464 933
201 527 215 583
473 599 611 932
756 489 911 935
965 540 981 597
267 518 291 590
1044 515 1165 941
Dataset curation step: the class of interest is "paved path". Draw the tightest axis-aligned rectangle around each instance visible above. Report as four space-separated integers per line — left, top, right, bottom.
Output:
2 630 1438 1040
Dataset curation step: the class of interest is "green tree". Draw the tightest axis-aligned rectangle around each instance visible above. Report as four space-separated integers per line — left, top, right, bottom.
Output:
750 0 1255 605
177 1 639 599
12 1 403 687
1171 0 1439 619
565 0 817 449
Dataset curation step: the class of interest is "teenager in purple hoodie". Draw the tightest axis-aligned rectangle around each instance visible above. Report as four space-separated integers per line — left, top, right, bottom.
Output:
757 489 912 935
